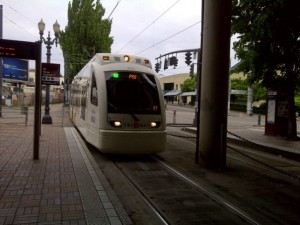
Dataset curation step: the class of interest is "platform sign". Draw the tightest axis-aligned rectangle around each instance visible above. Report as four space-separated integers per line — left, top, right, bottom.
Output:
2 58 29 83
42 63 61 85
0 39 42 160
0 39 36 59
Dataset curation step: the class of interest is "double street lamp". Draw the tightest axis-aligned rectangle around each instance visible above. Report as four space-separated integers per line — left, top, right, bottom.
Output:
38 19 60 124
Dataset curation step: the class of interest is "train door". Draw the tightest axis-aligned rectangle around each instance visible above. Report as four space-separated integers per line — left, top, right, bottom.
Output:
69 83 74 120
80 83 88 121
86 72 99 141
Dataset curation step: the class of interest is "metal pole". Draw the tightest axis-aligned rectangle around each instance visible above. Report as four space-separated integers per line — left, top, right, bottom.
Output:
25 108 28 126
61 105 64 127
247 87 253 116
195 1 204 164
198 0 231 170
42 32 52 124
0 5 3 117
63 54 67 106
173 110 176 124
34 42 42 160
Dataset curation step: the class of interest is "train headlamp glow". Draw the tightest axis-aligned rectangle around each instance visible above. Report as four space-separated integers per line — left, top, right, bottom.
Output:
124 55 130 62
150 122 158 128
109 120 122 127
114 121 122 127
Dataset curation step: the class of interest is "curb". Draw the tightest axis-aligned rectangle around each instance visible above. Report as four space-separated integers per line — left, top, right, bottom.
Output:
182 127 300 162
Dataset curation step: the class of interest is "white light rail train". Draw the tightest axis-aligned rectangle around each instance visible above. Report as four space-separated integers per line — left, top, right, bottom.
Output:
69 53 166 154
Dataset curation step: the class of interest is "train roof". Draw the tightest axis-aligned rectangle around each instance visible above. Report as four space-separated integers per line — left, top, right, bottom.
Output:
74 53 153 80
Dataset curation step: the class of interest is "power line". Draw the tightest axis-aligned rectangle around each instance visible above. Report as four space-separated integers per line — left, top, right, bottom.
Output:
116 0 181 53
1 3 39 39
136 20 201 55
2 2 36 25
3 16 38 39
107 0 121 19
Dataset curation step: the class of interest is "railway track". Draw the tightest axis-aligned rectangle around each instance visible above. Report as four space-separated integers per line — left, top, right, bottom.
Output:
110 154 256 225
85 126 300 224
164 127 300 225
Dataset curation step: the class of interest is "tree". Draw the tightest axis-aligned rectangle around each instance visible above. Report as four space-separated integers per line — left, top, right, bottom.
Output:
182 77 196 92
251 82 267 102
231 78 247 90
230 78 247 104
60 0 113 80
231 0 300 139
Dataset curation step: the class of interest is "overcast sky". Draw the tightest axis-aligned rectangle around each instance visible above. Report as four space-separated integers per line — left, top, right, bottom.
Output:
0 0 237 76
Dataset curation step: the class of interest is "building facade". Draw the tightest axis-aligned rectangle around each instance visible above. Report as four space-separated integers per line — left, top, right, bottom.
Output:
158 73 195 105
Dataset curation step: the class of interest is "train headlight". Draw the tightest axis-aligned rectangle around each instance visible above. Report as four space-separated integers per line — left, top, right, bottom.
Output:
110 121 122 128
114 121 122 127
124 55 130 62
150 121 160 128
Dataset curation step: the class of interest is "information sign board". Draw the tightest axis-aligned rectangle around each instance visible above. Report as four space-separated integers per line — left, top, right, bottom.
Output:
42 63 61 85
0 39 36 59
2 58 29 83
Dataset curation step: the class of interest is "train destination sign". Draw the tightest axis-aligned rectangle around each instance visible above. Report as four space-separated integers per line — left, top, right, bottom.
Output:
0 39 37 60
42 63 61 85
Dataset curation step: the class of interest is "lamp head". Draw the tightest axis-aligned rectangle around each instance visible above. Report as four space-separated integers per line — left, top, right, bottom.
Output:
38 19 45 34
53 20 60 35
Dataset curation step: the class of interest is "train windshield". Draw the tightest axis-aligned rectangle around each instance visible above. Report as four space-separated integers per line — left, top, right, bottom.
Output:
105 71 161 114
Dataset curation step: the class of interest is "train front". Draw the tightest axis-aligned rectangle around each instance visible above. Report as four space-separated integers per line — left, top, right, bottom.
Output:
96 54 166 154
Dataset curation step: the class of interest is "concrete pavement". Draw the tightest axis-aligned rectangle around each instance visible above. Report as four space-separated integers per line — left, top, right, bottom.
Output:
0 103 299 225
0 104 132 225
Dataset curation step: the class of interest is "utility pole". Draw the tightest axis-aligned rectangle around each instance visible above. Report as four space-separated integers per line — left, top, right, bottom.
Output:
0 5 3 117
198 0 231 170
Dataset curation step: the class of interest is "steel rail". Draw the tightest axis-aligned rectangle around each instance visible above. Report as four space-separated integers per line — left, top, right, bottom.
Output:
113 161 171 225
151 154 261 225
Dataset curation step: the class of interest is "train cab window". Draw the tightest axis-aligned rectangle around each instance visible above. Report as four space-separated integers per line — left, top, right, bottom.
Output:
105 71 161 114
91 73 98 106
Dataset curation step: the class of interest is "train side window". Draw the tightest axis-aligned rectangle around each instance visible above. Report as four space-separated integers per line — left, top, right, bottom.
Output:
91 73 98 106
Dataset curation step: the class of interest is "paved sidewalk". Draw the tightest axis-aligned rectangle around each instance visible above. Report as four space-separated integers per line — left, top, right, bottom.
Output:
226 111 300 160
184 111 300 160
0 104 132 225
1 103 299 224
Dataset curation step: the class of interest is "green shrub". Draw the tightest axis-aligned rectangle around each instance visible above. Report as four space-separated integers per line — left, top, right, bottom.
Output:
230 103 246 112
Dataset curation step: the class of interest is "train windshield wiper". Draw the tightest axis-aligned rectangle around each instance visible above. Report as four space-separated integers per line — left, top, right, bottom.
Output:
108 102 118 112
131 114 139 122
141 73 156 89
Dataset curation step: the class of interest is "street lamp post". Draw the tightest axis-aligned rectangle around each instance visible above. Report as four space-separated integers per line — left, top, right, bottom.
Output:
38 19 60 124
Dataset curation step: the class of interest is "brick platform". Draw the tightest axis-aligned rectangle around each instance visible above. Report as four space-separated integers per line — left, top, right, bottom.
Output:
0 105 132 225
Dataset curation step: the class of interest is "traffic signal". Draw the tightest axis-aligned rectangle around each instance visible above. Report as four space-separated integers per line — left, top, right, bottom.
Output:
174 57 178 67
169 56 178 66
190 63 194 77
155 62 160 73
185 52 192 65
164 58 168 70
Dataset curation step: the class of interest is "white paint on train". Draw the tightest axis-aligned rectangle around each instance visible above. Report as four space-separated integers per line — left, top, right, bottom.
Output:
69 53 166 153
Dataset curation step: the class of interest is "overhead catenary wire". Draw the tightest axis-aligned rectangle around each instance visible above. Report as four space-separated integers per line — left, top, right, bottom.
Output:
3 15 38 39
136 20 201 55
3 2 36 24
1 2 39 39
107 0 122 19
116 0 181 53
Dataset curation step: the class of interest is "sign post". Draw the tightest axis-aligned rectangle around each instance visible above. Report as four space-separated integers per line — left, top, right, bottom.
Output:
0 39 42 159
42 63 60 85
